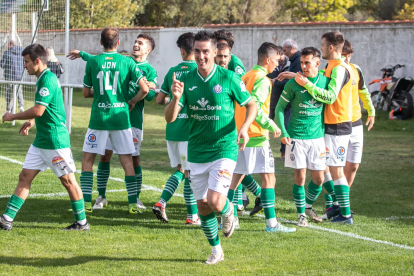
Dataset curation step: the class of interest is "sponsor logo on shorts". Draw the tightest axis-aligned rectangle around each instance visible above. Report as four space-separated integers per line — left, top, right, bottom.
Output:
325 147 330 160
319 152 326 159
290 154 295 161
133 137 139 147
52 156 66 167
213 84 223 94
88 134 96 142
218 169 231 180
337 146 346 156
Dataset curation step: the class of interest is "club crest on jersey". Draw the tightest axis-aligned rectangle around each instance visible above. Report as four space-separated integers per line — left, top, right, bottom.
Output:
218 169 231 180
39 87 49 97
213 84 223 94
235 66 244 75
88 134 97 142
337 146 346 156
51 156 65 167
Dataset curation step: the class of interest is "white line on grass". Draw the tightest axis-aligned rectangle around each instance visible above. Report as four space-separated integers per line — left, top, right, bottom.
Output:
1 155 413 251
385 216 414 221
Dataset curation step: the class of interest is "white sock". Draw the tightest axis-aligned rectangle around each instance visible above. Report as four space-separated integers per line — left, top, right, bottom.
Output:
3 214 13 222
266 218 277 228
159 199 166 208
242 191 247 200
78 219 87 225
212 244 223 255
305 203 312 209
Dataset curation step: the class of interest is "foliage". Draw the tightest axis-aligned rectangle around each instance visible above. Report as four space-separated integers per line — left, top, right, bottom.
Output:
394 0 414 19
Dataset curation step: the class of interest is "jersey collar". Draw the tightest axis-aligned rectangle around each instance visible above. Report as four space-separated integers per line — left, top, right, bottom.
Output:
197 64 217 83
252 65 267 74
103 51 117 54
37 68 50 81
136 60 148 65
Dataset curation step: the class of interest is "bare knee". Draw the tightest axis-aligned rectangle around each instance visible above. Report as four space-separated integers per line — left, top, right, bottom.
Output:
100 150 113 163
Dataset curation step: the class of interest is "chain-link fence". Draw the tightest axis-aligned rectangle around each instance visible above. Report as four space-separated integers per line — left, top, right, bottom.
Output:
0 0 68 117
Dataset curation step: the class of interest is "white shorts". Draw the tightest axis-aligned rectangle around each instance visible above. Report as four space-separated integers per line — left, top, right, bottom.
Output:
23 145 76 177
325 134 351 167
166 141 188 170
82 128 135 155
106 127 142 156
346 125 363 164
285 138 326 171
234 145 274 174
188 158 236 201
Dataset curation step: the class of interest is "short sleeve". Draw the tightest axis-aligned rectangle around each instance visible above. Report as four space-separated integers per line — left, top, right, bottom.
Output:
83 60 92 88
35 78 54 107
160 69 172 96
230 73 251 107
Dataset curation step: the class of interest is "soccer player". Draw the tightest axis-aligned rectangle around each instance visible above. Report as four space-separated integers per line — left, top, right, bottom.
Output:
229 42 296 233
295 31 354 224
165 31 257 265
214 29 245 76
80 27 149 214
1 44 89 231
153 32 199 225
67 33 156 211
275 47 330 227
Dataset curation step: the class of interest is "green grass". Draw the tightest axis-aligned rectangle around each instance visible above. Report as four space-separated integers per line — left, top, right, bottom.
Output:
0 89 413 275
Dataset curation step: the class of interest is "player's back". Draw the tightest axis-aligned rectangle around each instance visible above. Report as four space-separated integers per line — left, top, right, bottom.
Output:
84 52 139 130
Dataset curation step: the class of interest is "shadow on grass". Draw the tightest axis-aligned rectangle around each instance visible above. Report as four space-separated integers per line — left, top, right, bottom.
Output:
0 255 202 267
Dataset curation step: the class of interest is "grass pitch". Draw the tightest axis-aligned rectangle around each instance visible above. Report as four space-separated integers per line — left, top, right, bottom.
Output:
0 90 413 275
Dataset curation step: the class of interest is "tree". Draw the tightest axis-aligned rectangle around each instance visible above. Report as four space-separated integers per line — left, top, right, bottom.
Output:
394 0 414 19
70 0 146 29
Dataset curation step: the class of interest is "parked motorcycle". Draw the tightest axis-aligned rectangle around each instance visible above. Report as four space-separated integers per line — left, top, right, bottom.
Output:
369 64 414 120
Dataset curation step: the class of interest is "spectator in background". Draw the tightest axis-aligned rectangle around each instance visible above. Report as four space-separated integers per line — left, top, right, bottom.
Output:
268 39 302 160
46 47 64 79
0 40 24 113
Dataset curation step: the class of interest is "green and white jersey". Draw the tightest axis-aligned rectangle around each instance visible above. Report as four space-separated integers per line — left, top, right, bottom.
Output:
129 59 157 130
83 51 143 130
275 74 330 140
178 64 251 163
161 60 197 141
228 54 246 76
33 69 70 150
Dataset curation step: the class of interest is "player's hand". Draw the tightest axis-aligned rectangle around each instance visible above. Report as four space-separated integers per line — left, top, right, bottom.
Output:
366 116 375 131
66 50 81 60
2 112 14 123
295 72 309 86
128 100 136 111
237 126 249 151
273 127 282 138
19 121 34 136
281 137 291 145
276 72 296 81
171 72 184 100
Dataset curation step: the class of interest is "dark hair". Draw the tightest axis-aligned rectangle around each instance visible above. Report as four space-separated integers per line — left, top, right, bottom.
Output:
342 39 354 55
321 31 345 48
194 31 217 48
214 29 234 49
300 47 321 58
22 44 48 64
217 43 231 51
176 32 194 55
101 27 119 49
258 42 282 59
138 33 156 52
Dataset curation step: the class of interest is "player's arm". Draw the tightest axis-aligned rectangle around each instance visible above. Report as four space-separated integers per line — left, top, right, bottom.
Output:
156 92 170 105
275 83 294 145
83 87 93 98
295 66 347 104
82 59 93 98
157 69 174 105
3 104 46 123
144 70 157 102
251 78 280 135
128 77 150 110
165 73 184 123
67 50 94 61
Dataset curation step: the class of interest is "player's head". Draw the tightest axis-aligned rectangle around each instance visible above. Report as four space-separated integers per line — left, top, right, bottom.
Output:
282 39 299 59
21 44 48 75
100 27 120 50
257 42 282 73
215 43 231 69
214 29 234 49
133 34 155 58
176 32 195 60
321 31 344 59
341 39 354 64
300 47 321 78
194 31 217 71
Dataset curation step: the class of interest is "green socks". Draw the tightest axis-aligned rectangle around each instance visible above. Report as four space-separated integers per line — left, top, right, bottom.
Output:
135 166 142 198
324 194 333 209
305 180 322 208
323 173 337 203
219 198 231 216
237 184 243 209
125 176 138 204
199 212 220 246
160 170 184 204
71 198 86 224
80 171 94 203
183 178 198 217
4 195 25 221
334 177 351 217
97 162 110 198
261 188 277 227
242 174 262 197
292 184 305 215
